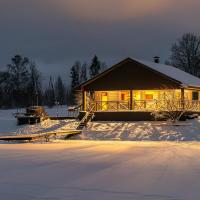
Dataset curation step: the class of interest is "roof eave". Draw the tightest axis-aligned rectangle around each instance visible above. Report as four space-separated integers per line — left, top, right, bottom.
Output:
185 85 200 90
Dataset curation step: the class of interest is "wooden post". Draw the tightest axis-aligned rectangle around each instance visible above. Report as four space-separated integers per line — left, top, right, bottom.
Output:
181 88 185 110
82 90 86 111
130 90 133 110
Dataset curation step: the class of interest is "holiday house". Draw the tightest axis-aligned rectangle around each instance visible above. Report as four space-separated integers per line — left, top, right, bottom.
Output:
76 57 200 121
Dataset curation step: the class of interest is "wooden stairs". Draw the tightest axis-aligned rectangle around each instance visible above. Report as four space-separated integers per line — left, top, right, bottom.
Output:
76 110 94 130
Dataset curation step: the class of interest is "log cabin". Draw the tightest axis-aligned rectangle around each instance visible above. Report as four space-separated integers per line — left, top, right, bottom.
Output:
76 57 200 121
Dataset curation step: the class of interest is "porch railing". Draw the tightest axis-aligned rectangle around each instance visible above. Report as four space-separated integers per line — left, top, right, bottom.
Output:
86 100 200 112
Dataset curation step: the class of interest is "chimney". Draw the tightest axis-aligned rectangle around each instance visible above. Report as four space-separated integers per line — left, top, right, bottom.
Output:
154 56 160 63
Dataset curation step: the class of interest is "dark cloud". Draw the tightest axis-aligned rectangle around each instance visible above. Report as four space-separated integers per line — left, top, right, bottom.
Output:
1 0 200 83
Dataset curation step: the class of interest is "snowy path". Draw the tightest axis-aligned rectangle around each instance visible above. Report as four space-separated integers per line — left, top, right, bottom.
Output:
0 141 200 200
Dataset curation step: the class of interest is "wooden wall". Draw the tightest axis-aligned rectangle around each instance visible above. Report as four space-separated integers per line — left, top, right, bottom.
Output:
83 59 181 91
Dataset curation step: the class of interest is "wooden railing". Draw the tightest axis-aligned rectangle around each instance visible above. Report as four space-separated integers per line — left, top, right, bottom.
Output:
87 101 130 111
86 100 200 112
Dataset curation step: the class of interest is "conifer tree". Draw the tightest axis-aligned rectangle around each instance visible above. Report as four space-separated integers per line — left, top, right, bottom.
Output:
70 61 81 104
80 62 87 83
7 55 30 107
89 55 101 78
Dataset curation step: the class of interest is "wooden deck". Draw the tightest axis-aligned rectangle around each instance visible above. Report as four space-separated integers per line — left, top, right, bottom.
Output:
0 130 81 142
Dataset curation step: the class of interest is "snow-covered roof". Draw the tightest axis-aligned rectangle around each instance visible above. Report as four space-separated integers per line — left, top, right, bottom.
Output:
134 58 200 88
77 57 200 89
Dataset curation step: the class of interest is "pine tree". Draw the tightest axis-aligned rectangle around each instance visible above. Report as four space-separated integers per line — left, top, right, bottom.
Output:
80 62 87 83
7 55 30 107
55 76 66 105
71 61 80 88
89 55 101 78
70 61 80 104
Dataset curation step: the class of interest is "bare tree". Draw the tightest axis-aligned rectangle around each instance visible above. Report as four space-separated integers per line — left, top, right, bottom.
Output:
27 62 42 106
167 33 200 77
55 76 66 105
45 76 55 107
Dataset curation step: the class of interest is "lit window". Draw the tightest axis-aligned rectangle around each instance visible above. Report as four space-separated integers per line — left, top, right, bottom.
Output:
101 92 107 96
145 94 153 100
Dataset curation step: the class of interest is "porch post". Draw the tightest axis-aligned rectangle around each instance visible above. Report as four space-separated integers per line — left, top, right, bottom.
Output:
130 90 133 110
82 90 86 111
181 88 185 110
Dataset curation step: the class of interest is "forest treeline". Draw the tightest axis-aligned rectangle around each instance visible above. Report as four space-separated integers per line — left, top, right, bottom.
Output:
0 55 106 108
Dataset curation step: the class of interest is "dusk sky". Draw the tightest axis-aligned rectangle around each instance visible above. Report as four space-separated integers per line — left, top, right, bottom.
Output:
1 0 200 82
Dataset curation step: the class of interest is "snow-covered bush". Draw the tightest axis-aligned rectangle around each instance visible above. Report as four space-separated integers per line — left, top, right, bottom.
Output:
151 93 199 123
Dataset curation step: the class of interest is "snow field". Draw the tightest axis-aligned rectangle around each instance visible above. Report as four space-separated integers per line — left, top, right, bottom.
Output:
0 141 200 200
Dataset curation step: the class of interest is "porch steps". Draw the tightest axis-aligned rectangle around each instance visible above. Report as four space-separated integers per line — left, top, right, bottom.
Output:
76 111 94 130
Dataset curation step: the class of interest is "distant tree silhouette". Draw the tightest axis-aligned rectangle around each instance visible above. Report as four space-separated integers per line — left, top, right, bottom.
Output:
55 76 66 105
27 62 42 106
45 76 55 107
7 55 30 107
89 55 101 78
70 61 81 104
80 62 88 83
167 33 200 77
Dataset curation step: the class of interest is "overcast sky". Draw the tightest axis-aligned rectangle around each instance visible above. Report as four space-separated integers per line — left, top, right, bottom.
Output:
1 0 200 83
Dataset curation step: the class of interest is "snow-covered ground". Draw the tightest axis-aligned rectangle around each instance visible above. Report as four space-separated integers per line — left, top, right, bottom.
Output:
0 109 19 134
78 120 200 141
1 109 200 199
0 107 78 136
1 108 200 141
16 119 78 135
0 141 200 200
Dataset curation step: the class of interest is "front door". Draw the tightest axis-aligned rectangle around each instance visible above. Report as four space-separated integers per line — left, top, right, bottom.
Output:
101 92 108 110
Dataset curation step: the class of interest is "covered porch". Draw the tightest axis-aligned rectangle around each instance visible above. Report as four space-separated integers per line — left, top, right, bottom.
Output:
82 89 200 112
